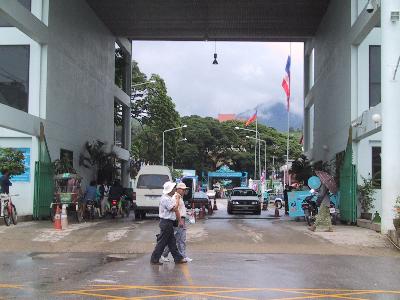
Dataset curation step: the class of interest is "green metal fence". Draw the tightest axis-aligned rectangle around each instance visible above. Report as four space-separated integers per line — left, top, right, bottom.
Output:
339 142 357 224
33 123 54 219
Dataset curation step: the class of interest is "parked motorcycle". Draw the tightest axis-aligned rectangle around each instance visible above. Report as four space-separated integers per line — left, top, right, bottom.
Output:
85 200 97 220
301 195 318 226
329 201 338 225
110 198 120 218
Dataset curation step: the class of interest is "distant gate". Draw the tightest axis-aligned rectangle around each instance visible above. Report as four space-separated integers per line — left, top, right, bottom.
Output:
33 123 54 219
339 135 357 224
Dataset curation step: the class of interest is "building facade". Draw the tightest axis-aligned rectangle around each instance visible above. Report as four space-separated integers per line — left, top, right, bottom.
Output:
304 0 399 233
0 0 132 216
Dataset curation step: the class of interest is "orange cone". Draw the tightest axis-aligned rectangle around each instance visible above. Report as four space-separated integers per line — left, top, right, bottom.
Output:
54 205 62 230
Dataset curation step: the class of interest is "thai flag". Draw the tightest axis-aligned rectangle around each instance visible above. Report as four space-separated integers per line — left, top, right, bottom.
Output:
245 111 257 126
282 56 291 111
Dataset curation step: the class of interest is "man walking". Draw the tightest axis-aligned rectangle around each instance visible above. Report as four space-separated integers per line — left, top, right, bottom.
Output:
161 182 192 262
150 181 186 265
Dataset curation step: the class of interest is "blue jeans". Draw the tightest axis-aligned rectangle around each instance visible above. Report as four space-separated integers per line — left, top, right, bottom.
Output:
162 222 187 258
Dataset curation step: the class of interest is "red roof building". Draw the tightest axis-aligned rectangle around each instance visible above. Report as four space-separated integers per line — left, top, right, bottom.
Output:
217 114 236 122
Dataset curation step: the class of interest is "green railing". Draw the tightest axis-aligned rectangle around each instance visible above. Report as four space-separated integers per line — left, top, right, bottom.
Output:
33 123 54 219
339 141 357 224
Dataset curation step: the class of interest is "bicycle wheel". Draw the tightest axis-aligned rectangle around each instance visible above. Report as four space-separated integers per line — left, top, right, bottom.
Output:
3 207 11 226
11 205 17 225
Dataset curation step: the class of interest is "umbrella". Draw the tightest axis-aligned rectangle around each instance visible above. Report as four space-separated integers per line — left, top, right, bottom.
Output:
315 171 337 194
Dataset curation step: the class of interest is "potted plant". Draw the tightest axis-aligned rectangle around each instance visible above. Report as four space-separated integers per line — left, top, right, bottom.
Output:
357 177 375 220
394 196 400 231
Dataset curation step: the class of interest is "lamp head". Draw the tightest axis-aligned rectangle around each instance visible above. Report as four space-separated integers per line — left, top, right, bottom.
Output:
182 125 188 128
372 113 381 124
234 126 240 130
213 53 218 65
246 135 250 138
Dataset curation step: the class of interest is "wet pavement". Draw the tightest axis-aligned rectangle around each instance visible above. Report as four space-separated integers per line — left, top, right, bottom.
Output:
0 200 399 299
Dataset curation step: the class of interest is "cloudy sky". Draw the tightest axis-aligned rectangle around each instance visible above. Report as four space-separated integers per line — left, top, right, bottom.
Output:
132 41 304 117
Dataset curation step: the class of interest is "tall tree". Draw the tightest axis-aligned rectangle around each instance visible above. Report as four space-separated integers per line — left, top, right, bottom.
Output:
130 61 181 165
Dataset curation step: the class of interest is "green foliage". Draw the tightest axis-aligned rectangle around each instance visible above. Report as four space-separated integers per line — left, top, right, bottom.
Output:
115 47 125 89
0 148 25 176
129 60 303 177
131 62 181 165
79 141 117 182
170 168 183 181
394 196 400 218
357 176 375 213
290 155 313 184
171 117 303 178
53 157 76 175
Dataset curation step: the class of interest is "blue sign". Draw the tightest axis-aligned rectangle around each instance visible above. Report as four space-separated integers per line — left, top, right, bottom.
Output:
288 190 339 218
12 148 30 182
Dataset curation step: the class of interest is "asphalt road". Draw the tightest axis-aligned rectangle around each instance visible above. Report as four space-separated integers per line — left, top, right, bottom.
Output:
0 200 399 299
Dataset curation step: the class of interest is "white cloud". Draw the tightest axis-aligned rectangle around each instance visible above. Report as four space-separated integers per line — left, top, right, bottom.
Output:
132 41 304 117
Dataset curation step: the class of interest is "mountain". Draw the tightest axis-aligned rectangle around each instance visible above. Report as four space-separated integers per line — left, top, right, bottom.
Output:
236 103 303 132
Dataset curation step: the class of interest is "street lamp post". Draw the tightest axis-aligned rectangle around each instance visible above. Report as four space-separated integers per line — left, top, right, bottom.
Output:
235 126 259 179
131 79 156 89
162 125 187 166
246 136 267 178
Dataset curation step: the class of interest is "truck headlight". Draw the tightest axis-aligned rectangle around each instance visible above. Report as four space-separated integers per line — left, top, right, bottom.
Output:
232 201 239 205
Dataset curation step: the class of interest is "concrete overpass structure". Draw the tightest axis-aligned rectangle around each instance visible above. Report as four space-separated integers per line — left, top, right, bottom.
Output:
0 0 399 233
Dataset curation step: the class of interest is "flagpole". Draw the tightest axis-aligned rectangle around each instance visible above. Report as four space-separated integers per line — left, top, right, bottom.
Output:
258 116 261 180
255 116 258 180
286 43 292 186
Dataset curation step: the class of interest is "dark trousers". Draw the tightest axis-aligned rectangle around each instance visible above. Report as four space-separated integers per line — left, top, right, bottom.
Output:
150 219 184 263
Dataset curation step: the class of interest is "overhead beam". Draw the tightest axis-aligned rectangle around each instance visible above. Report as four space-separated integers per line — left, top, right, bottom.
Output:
0 0 48 44
114 84 131 107
350 6 380 46
0 104 43 137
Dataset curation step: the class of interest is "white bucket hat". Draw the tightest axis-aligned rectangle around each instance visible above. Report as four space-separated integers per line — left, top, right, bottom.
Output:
176 182 188 190
163 181 176 194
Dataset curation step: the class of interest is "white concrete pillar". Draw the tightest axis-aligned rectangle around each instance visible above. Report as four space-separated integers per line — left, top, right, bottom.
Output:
381 0 400 233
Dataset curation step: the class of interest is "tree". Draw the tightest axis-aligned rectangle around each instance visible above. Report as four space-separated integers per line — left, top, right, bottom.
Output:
130 62 181 165
0 148 25 176
79 141 118 182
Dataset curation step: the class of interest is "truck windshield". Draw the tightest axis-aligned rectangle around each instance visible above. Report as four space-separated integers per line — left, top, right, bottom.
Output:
137 174 169 189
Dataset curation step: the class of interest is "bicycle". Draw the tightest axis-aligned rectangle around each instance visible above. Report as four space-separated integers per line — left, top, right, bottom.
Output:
0 193 18 226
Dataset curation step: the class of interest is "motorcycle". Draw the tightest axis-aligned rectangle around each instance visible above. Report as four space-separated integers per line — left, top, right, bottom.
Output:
329 201 338 225
110 198 120 218
85 200 97 220
301 195 318 226
121 196 131 218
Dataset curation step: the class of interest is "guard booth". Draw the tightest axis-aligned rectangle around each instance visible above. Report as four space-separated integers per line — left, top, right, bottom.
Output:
207 166 248 195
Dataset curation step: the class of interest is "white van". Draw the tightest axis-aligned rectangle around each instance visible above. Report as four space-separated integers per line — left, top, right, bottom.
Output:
134 165 171 219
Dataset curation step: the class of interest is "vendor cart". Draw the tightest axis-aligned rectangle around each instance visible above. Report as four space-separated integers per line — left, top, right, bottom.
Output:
50 173 83 223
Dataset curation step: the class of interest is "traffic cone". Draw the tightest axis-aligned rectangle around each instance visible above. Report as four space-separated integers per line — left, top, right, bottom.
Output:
213 198 218 210
61 204 68 229
54 205 62 230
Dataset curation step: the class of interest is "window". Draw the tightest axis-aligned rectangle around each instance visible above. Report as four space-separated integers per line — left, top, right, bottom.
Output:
0 0 31 27
369 46 381 108
372 146 381 188
114 101 124 147
0 45 30 112
60 149 74 166
309 49 315 90
307 104 314 150
137 174 169 189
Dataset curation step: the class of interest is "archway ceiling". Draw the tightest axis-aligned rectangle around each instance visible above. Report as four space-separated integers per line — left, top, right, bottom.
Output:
87 0 330 42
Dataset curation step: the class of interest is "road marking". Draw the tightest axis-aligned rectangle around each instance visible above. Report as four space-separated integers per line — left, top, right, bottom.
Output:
33 222 98 243
59 285 400 300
